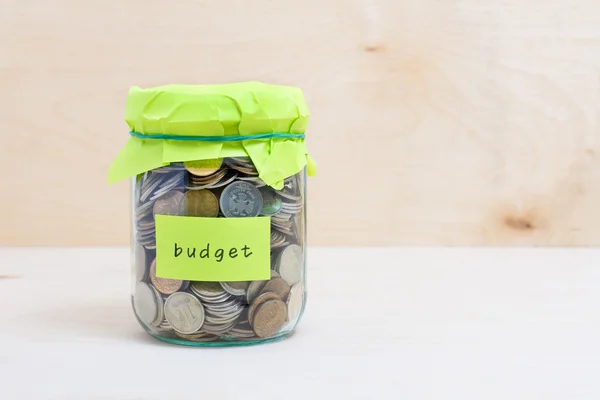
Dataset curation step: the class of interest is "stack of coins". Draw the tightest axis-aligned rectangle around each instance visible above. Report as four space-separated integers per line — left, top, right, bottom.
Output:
132 157 306 343
134 165 185 249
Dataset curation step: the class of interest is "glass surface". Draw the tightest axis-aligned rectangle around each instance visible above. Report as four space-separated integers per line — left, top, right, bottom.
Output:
130 158 307 346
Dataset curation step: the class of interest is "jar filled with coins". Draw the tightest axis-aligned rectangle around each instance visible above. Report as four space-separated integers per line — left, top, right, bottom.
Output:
108 83 314 346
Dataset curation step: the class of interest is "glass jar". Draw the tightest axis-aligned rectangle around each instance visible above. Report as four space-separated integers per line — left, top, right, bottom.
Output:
130 159 307 345
109 82 313 346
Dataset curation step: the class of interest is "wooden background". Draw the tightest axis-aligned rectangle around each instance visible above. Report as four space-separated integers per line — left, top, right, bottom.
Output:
2 0 600 246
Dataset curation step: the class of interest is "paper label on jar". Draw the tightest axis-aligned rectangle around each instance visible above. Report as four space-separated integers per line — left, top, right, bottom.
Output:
155 215 271 281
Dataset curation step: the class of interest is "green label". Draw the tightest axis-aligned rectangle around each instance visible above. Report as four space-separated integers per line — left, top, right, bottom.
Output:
155 215 271 281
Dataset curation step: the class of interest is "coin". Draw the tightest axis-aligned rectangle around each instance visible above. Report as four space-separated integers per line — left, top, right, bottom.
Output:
252 299 287 338
150 285 165 327
286 283 304 323
220 181 263 218
190 281 227 298
236 175 266 187
149 173 184 201
221 281 249 296
261 278 291 302
274 244 303 285
225 158 259 175
246 280 266 304
175 331 219 342
201 321 237 335
149 258 184 295
134 245 148 282
134 282 159 326
270 230 288 249
164 292 205 334
204 171 238 189
185 159 223 177
186 170 237 190
152 190 184 217
259 187 282 216
190 281 244 335
188 168 227 184
140 173 163 202
249 292 281 326
181 190 219 217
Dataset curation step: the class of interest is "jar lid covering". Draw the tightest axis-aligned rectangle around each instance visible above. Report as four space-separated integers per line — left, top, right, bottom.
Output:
108 82 313 189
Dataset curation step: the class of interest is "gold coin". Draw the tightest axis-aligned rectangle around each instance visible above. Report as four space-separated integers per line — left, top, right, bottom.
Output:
189 169 227 185
252 299 287 338
181 190 219 217
185 159 223 177
149 258 184 295
261 278 291 302
248 292 281 327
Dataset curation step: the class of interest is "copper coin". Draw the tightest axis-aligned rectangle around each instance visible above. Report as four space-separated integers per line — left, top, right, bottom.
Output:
184 159 223 177
261 278 291 302
153 190 184 216
149 258 184 295
248 292 281 326
252 299 287 338
181 190 219 217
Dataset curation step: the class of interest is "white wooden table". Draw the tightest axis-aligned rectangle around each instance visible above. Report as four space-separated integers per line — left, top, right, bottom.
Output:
1 248 599 399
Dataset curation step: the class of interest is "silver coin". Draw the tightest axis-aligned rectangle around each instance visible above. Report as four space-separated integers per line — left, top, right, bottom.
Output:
191 289 231 304
158 318 171 329
140 174 163 202
220 181 263 218
280 203 303 213
208 301 244 319
277 189 302 201
271 213 292 223
134 282 158 326
151 285 165 327
205 171 238 189
207 298 242 310
149 178 183 202
221 281 249 296
134 245 148 282
236 175 264 183
286 282 304 323
246 280 266 304
190 281 227 298
135 199 155 217
205 313 241 325
259 187 282 216
164 292 205 334
275 244 303 285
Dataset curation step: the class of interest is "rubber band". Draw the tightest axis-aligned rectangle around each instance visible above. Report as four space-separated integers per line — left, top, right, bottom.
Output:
129 131 305 142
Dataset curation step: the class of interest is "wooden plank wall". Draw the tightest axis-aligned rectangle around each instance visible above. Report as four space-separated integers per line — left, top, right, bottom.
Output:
2 0 600 246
